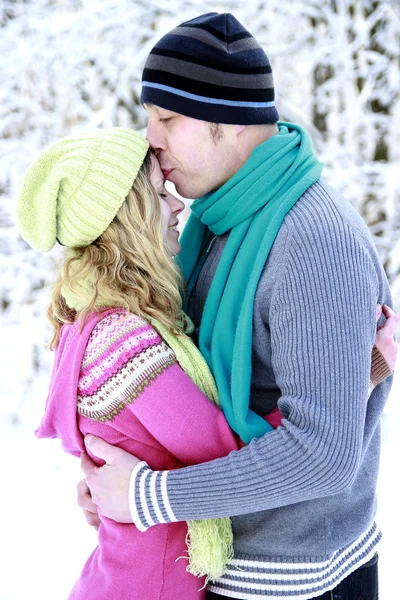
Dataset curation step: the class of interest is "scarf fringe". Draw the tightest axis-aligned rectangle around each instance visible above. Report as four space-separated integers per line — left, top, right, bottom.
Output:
186 517 234 583
150 317 233 582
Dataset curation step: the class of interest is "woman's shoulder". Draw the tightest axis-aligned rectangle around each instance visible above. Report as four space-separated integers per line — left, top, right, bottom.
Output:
91 309 151 337
82 309 172 367
78 310 178 422
85 309 152 349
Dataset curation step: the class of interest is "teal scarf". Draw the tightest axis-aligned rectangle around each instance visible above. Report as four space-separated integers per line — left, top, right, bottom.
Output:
179 123 323 444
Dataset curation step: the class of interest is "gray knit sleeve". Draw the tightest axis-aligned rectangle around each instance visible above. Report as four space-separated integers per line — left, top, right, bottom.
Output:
130 212 382 528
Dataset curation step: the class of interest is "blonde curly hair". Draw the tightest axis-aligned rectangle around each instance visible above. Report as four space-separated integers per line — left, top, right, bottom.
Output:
48 151 184 349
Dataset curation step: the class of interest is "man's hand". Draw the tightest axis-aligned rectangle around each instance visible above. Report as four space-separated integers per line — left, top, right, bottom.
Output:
375 304 399 372
80 435 142 523
77 478 101 530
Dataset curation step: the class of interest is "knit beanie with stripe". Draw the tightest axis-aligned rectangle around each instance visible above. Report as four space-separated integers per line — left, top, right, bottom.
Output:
17 128 149 252
141 12 279 125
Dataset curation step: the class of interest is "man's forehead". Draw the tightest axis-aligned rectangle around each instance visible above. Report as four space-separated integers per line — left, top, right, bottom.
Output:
144 103 180 117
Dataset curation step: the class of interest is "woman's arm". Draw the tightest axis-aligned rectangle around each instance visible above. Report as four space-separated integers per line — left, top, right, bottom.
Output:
371 304 398 386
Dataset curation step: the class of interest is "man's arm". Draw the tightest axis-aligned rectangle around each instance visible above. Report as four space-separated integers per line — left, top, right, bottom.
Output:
80 265 397 527
77 476 101 530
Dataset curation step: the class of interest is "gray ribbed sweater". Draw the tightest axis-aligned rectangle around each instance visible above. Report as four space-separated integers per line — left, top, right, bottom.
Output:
130 180 393 598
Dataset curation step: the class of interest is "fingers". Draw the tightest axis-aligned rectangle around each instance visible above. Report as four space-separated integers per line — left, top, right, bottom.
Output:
76 478 101 530
84 435 124 466
374 305 398 372
381 304 400 336
79 439 141 523
83 510 101 530
80 451 98 479
376 304 382 321
77 478 97 512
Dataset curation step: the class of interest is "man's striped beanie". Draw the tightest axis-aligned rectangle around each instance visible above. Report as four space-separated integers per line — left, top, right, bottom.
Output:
141 12 279 125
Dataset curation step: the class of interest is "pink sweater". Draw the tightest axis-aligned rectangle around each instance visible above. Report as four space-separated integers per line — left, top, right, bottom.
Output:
36 309 239 600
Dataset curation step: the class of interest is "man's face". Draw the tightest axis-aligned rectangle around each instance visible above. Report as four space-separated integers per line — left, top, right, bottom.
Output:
145 104 242 199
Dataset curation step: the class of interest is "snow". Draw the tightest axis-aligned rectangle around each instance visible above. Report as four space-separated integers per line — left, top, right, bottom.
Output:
1 1 399 598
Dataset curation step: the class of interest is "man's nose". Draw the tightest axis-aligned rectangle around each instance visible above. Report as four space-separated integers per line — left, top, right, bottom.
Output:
146 121 165 153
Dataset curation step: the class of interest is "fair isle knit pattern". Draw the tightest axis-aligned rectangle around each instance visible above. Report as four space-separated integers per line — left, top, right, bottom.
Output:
141 13 279 125
77 311 177 421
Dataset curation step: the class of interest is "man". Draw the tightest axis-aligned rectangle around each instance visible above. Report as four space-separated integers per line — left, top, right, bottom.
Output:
79 13 397 599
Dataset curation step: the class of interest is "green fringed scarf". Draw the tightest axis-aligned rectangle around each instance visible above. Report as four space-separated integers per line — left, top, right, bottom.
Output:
150 318 233 583
178 122 323 444
62 275 234 582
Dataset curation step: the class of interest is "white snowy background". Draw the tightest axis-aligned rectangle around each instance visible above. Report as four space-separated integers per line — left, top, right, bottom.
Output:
1 0 399 598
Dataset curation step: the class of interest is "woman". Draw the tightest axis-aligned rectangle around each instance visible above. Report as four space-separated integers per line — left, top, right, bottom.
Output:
17 128 395 600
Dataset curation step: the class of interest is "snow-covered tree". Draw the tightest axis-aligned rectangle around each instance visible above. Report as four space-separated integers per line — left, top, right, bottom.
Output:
1 0 399 429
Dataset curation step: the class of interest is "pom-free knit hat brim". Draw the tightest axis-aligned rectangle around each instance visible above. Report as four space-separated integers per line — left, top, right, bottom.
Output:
17 128 149 252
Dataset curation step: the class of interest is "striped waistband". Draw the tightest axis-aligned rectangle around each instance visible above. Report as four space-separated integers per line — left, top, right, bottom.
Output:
208 522 381 599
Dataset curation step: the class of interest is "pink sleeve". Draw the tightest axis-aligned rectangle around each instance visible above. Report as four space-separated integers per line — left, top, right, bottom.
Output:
264 406 283 428
132 362 240 465
77 311 239 466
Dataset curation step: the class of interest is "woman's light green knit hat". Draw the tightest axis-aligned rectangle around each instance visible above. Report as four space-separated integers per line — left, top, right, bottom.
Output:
17 128 149 252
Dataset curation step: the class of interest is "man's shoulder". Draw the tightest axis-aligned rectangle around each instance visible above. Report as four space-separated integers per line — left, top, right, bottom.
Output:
283 179 372 243
267 179 380 268
258 179 384 298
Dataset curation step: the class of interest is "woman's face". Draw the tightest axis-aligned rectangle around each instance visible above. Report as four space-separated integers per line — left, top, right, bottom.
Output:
150 153 185 255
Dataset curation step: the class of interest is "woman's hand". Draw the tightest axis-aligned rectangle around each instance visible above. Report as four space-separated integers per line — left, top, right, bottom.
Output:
375 304 399 373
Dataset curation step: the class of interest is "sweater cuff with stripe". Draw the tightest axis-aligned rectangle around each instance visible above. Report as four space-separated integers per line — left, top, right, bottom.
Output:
129 461 175 531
